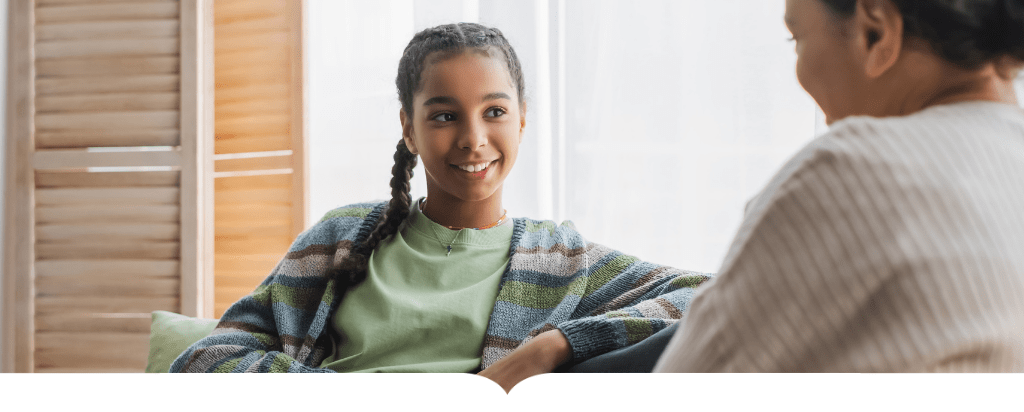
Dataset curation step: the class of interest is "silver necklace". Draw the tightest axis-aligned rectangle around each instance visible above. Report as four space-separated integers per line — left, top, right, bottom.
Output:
445 229 464 257
419 197 505 257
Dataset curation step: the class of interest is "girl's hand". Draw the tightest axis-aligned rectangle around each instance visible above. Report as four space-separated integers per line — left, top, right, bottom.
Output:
477 329 573 393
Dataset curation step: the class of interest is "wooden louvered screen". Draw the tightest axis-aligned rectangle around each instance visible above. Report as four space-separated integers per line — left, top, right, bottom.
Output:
2 0 214 372
212 0 306 317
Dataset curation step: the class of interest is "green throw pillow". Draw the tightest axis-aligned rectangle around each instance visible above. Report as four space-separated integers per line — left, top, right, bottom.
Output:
146 310 220 373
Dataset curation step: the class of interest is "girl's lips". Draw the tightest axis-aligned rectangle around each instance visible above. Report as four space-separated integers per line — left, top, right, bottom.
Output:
450 160 497 179
452 159 497 172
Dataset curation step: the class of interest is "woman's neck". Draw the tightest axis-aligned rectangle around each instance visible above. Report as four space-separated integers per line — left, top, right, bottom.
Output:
921 70 1019 110
419 190 505 230
888 55 1020 116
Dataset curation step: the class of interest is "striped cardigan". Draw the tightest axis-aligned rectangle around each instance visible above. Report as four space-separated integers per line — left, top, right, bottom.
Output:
171 202 712 372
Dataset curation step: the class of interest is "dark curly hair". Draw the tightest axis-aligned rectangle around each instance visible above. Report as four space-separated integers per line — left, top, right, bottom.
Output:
328 23 525 297
397 23 526 115
819 0 1024 69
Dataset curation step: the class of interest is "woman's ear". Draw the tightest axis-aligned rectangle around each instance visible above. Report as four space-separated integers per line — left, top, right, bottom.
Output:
399 109 418 154
855 0 903 79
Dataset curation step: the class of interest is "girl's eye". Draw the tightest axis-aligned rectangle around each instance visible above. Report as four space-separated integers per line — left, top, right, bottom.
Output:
485 108 506 118
431 113 456 122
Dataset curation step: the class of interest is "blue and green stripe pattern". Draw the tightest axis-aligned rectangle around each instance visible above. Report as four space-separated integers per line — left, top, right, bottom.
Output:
171 202 712 372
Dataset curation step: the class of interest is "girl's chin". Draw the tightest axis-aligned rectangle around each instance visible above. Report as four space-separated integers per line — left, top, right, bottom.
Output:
432 184 503 203
449 189 502 203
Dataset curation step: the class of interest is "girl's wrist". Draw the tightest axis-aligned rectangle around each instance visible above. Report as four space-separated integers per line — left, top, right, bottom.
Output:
535 329 573 368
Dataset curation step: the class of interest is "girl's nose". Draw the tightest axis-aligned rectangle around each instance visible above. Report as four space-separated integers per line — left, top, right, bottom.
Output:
458 119 488 150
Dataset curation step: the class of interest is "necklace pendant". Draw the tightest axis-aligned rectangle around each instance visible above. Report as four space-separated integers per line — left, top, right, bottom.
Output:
446 245 452 257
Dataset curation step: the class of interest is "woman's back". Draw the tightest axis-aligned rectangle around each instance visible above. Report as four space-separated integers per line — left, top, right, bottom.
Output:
658 101 1024 372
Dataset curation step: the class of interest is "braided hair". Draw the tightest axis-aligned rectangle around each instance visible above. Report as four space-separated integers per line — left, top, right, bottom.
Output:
329 23 526 296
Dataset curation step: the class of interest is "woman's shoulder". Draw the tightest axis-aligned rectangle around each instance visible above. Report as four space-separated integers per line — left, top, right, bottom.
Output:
805 101 1024 189
742 101 1024 244
824 101 1024 152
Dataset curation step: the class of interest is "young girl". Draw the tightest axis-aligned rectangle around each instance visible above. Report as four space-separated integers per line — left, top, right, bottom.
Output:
171 23 709 389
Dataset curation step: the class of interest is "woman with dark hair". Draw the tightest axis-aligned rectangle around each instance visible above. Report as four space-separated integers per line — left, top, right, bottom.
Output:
656 0 1024 372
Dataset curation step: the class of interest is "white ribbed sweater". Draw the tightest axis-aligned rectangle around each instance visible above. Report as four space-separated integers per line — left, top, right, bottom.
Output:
656 101 1024 372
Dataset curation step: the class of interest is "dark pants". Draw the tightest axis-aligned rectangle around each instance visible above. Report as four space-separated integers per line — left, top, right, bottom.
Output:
560 323 679 373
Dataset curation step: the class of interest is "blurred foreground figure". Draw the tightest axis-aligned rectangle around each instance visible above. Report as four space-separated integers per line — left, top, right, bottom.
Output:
656 0 1024 372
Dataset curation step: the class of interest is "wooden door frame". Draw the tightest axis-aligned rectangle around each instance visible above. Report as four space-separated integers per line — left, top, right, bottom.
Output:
2 0 36 373
179 0 215 318
289 0 308 238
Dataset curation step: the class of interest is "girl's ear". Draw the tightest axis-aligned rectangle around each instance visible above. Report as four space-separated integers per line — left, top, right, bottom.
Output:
518 104 527 142
400 109 419 154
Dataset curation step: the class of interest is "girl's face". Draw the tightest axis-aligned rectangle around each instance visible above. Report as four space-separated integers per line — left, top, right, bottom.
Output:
401 50 524 205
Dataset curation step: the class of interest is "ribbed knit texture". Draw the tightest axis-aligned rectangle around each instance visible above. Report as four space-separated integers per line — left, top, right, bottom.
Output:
170 203 712 372
655 101 1024 372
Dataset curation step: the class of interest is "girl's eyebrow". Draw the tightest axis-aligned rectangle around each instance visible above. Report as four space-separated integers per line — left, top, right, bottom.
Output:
483 92 512 102
423 92 511 107
423 96 456 106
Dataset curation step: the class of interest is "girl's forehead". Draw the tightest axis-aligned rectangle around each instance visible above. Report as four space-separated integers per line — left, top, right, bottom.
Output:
425 47 495 65
417 51 516 96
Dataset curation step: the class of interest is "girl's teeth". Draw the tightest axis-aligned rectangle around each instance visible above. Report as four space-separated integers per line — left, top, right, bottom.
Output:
459 162 489 172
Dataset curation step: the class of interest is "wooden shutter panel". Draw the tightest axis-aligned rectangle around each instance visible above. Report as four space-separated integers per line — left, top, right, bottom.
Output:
2 0 214 372
213 0 306 317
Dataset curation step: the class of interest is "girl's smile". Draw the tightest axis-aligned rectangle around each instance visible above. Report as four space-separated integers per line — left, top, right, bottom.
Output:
452 159 498 177
400 49 525 229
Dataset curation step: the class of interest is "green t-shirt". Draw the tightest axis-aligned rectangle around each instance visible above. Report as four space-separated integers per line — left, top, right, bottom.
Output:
319 204 513 372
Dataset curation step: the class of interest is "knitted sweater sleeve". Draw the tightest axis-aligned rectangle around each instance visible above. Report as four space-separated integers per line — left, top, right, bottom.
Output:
554 244 713 363
169 204 382 373
167 266 336 373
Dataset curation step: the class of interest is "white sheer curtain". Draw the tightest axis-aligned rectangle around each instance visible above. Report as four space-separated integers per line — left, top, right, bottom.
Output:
307 0 1016 273
309 0 820 273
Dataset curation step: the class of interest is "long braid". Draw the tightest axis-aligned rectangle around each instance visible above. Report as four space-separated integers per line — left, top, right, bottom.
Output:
330 140 417 296
358 139 417 259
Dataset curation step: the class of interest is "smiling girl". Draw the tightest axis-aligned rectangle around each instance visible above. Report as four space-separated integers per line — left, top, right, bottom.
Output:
171 23 709 390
